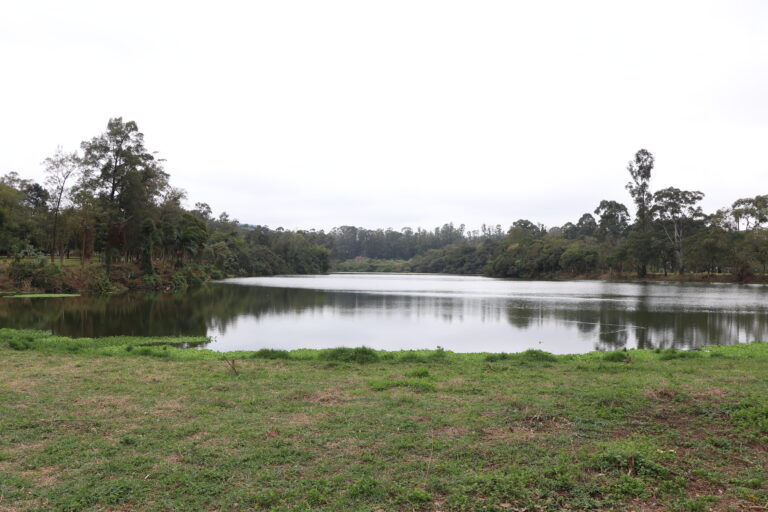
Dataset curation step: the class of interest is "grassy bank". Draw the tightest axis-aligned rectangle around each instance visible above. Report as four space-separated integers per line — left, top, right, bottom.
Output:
1 330 767 511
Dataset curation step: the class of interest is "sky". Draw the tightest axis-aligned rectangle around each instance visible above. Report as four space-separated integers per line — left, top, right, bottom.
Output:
1 1 767 232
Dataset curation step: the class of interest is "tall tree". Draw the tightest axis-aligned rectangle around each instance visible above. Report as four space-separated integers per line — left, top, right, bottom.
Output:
625 149 655 276
80 118 168 267
652 187 705 274
43 147 80 263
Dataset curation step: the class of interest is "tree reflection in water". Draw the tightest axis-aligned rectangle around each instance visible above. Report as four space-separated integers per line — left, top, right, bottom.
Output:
1 278 767 353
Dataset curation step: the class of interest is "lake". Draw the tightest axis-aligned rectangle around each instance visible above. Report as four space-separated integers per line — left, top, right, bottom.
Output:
2 273 768 354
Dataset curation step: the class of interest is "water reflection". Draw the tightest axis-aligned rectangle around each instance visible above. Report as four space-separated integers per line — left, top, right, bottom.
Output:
1 274 767 353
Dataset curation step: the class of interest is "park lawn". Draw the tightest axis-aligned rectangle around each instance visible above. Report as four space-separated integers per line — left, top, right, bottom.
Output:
0 330 766 511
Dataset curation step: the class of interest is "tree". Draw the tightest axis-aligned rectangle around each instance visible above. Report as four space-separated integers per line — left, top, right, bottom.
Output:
80 118 169 267
575 213 597 237
731 195 768 231
43 147 80 263
593 200 630 243
625 149 655 276
652 187 705 274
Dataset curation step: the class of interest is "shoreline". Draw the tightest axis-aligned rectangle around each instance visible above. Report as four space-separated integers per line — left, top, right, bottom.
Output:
1 264 766 298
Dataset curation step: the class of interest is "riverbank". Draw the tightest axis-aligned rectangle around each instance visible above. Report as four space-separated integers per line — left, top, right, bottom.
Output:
1 330 766 511
0 258 219 295
2 256 767 298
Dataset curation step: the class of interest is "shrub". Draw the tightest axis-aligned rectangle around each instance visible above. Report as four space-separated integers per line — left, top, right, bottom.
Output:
8 260 69 292
321 347 379 364
8 339 31 351
250 349 291 360
520 349 558 362
427 346 447 362
89 274 116 295
603 350 631 363
659 348 702 360
399 352 427 363
135 273 160 290
170 272 188 291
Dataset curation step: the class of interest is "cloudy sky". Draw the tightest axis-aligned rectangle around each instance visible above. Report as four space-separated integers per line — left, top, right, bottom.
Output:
1 1 767 231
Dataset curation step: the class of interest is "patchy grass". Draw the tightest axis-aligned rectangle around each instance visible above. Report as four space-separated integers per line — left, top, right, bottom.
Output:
0 329 766 511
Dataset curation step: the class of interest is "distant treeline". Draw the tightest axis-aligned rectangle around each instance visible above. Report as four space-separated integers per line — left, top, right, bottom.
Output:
1 119 766 287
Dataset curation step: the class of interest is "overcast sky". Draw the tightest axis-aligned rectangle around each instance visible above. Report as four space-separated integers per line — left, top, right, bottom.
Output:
1 1 767 231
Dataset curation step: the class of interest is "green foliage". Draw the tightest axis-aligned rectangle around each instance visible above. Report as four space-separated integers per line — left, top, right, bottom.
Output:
603 350 632 363
8 338 32 350
484 352 511 362
519 349 558 362
320 346 380 364
250 348 292 360
728 397 768 434
334 257 410 272
89 273 116 295
658 348 703 360
559 244 599 274
8 259 72 293
170 272 188 291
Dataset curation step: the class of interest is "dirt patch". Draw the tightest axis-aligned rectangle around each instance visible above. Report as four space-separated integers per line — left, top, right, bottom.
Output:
481 426 538 443
18 465 60 487
75 395 132 408
688 387 727 400
186 431 208 441
644 387 682 401
1 379 35 393
309 391 350 405
160 453 182 464
152 399 185 416
434 425 471 438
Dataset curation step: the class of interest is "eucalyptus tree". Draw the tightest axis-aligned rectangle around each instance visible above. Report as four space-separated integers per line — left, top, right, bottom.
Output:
593 200 630 243
43 147 80 263
731 195 768 231
625 149 655 276
652 187 705 274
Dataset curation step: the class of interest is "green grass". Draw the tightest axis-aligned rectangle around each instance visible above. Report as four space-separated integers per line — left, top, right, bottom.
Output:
0 328 767 511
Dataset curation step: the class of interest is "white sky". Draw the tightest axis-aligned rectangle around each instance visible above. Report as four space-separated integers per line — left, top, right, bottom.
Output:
1 1 767 231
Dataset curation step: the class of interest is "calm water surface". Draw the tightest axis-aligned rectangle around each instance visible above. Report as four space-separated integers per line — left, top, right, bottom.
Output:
2 273 768 353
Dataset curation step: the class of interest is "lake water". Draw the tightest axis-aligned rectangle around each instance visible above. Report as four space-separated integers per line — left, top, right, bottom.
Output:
2 273 768 354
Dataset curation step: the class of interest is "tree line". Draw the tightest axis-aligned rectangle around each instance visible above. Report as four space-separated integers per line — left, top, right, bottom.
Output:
1 119 766 289
419 149 768 280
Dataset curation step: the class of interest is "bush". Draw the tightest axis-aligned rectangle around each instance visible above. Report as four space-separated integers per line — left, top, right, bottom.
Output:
321 347 380 364
250 349 291 360
427 346 447 362
520 349 558 362
8 339 32 351
89 274 116 295
485 352 511 362
170 272 188 291
603 350 631 363
659 348 702 360
141 274 163 290
8 259 69 292
398 352 427 363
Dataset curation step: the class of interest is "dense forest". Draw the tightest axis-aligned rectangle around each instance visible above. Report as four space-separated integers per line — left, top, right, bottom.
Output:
1 119 766 292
